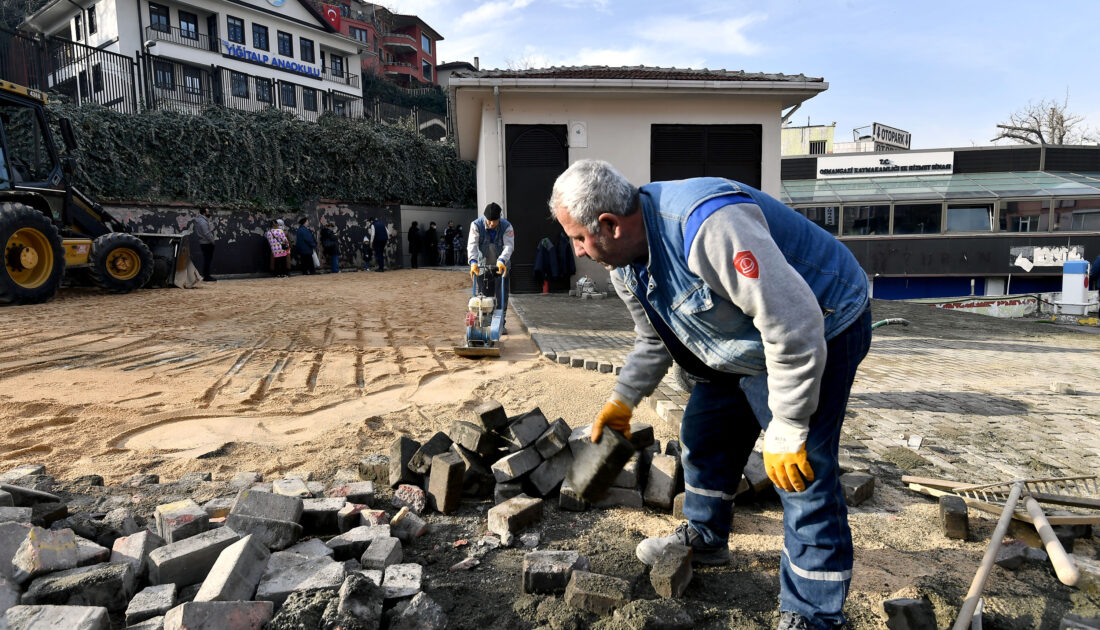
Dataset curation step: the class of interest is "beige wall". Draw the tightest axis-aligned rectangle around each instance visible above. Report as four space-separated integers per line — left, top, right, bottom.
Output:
471 89 786 284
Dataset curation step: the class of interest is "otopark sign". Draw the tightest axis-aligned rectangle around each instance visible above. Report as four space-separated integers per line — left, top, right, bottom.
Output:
221 40 321 78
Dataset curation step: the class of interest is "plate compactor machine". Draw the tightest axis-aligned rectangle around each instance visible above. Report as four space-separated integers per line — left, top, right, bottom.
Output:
454 268 506 358
0 79 196 306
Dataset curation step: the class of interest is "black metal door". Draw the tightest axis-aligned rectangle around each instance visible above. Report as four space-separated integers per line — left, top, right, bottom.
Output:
505 124 568 293
650 124 762 188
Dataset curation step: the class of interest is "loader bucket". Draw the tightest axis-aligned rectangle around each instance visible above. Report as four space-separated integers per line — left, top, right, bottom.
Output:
133 232 199 289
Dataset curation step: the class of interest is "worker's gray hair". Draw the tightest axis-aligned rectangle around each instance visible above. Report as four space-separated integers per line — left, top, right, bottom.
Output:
549 160 638 232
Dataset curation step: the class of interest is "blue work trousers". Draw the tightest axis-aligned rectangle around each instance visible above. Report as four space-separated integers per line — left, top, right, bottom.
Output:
680 310 871 629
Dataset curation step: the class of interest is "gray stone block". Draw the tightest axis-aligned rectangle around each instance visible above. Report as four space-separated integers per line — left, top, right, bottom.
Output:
506 409 550 450
448 421 498 458
672 492 685 519
558 478 587 512
0 491 10 507
592 487 644 509
301 498 346 536
529 448 574 497
162 601 274 630
487 495 543 537
121 474 159 488
272 478 311 499
285 539 333 558
563 570 630 615
650 544 693 598
194 534 270 602
147 527 240 588
0 508 32 524
492 447 543 482
628 423 655 450
612 453 640 489
11 526 78 584
840 473 874 506
476 399 510 433
939 495 969 540
408 432 454 476
325 525 391 561
201 498 234 520
665 440 682 460
125 615 165 629
2 605 110 629
494 481 523 504
995 540 1048 570
389 508 428 544
389 592 446 630
743 451 773 495
334 573 384 627
228 472 262 489
325 481 375 506
568 424 594 460
109 530 165 581
522 550 589 594
428 452 465 514
389 437 423 489
566 427 635 502
224 514 301 551
154 500 209 544
449 444 495 498
882 597 937 630
644 454 682 510
535 418 572 459
382 563 422 599
21 562 135 611
229 488 303 523
255 551 346 606
360 536 402 570
357 455 389 484
126 584 176 626
74 536 109 567
0 522 30 581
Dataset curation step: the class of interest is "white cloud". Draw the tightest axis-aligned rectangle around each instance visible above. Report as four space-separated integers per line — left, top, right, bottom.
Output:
456 0 535 29
636 14 766 56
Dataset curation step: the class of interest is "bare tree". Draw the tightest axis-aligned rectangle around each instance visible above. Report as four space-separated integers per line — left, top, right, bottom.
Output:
992 93 1096 145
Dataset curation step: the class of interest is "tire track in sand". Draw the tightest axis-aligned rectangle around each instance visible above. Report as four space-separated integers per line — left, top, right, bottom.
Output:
200 335 273 407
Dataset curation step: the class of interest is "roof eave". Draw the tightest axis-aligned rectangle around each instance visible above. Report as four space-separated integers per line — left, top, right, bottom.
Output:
449 77 828 108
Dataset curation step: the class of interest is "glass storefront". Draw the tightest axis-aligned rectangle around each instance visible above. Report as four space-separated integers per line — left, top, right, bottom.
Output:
1001 200 1049 232
892 203 942 235
841 205 889 235
946 204 993 232
1053 198 1100 231
796 206 839 234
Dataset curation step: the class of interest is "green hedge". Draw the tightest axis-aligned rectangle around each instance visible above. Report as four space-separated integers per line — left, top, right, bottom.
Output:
48 102 475 212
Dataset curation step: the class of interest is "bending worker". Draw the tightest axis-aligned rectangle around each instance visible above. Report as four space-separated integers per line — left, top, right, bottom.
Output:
467 202 515 335
550 160 870 630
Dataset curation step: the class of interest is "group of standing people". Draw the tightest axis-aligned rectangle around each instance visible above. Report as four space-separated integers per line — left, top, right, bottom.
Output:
404 220 471 269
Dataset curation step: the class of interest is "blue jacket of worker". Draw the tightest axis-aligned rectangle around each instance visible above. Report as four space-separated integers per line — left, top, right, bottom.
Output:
295 225 316 255
615 177 869 375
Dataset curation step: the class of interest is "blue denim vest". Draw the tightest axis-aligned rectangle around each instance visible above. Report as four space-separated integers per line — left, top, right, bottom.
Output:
472 216 512 268
616 178 869 375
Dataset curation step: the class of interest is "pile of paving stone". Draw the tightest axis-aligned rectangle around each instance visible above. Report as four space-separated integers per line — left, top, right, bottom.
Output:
0 399 895 630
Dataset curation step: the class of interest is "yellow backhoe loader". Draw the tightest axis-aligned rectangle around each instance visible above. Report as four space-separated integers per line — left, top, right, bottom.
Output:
0 79 195 305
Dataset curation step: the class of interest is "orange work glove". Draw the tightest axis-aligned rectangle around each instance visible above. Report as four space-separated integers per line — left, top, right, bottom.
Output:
469 262 479 277
762 419 814 492
591 398 633 443
497 260 507 276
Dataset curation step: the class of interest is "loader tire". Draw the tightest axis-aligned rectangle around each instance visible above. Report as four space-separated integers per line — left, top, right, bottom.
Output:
90 233 154 293
0 202 65 305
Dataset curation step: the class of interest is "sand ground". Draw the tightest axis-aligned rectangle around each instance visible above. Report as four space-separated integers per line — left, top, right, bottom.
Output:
1 269 1096 628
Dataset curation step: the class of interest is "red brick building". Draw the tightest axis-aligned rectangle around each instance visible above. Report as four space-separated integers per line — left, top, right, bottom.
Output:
320 0 442 88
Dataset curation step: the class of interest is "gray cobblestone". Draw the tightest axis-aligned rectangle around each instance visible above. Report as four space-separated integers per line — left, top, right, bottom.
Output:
511 294 1100 483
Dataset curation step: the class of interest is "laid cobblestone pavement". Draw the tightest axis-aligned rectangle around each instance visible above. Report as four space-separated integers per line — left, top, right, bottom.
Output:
511 293 1100 484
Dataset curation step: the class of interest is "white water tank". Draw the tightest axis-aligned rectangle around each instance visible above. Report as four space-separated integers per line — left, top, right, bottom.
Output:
1060 260 1089 315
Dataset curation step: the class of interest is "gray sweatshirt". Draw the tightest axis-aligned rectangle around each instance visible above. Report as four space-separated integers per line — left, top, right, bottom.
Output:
193 214 215 245
611 201 827 430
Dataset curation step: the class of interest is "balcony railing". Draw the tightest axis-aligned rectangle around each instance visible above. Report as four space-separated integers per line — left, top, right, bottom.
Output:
383 61 414 75
322 67 359 87
381 32 416 51
145 25 211 52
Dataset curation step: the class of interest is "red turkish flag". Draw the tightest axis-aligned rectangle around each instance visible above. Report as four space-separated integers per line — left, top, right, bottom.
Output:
322 4 341 30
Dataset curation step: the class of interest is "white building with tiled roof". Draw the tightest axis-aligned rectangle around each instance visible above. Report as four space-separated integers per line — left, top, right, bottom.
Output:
448 65 828 290
21 0 363 119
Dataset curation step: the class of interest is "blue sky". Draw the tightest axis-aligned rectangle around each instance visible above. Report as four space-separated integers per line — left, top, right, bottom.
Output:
389 0 1100 149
